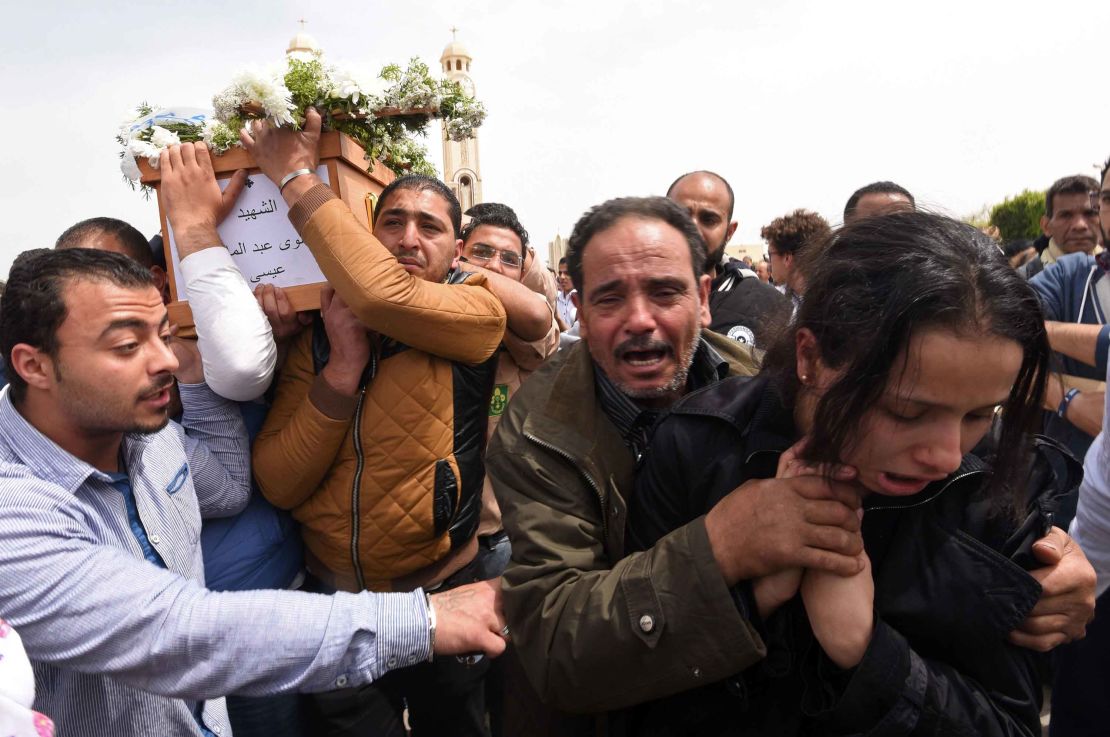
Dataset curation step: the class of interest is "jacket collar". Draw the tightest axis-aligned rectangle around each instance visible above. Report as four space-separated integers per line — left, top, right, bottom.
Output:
0 388 153 494
521 332 759 491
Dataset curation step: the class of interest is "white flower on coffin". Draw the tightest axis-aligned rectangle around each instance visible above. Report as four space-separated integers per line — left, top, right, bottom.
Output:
213 67 296 127
328 65 388 109
394 80 438 112
128 138 162 168
119 152 142 181
149 126 181 149
201 118 220 143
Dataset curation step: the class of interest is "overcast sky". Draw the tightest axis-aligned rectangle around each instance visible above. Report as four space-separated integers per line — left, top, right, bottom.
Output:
2 0 1107 277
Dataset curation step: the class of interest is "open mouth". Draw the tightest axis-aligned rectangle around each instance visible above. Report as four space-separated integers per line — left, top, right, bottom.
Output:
876 471 936 495
139 382 173 407
622 348 670 367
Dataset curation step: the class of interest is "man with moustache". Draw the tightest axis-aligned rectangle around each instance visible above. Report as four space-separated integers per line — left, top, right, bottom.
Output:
1019 175 1102 281
0 247 507 737
1025 176 1106 477
487 196 864 734
240 110 508 736
1041 157 1110 736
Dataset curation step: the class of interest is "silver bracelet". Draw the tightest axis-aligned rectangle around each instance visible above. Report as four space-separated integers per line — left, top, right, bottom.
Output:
425 591 437 662
278 168 313 192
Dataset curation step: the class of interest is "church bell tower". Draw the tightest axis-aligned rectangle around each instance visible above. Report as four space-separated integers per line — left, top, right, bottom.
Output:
440 30 482 211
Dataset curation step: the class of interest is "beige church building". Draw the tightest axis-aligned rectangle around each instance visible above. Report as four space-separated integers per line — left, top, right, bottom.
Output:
440 33 483 212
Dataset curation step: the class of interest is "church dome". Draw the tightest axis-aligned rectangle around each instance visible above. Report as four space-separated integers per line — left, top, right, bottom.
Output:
440 40 471 61
287 31 321 56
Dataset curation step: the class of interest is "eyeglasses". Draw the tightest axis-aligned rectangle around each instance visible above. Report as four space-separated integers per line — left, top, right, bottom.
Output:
467 243 522 269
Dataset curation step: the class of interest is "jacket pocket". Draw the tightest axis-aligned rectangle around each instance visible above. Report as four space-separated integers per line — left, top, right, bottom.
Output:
433 458 459 538
433 450 482 549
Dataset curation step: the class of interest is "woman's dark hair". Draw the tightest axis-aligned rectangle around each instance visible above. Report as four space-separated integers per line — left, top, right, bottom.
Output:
761 210 1050 505
0 248 155 403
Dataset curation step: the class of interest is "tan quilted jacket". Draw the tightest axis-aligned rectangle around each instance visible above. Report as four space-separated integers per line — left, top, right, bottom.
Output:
254 185 507 592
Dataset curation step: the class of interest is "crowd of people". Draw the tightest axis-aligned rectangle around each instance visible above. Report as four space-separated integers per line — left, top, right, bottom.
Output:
0 104 1107 737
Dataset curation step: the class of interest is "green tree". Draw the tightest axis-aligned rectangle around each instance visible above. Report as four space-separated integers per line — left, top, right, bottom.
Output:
989 189 1045 242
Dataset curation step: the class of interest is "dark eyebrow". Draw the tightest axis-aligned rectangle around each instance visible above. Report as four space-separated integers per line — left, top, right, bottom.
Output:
646 276 689 291
587 276 689 303
586 279 623 303
378 207 407 220
378 207 448 229
98 313 170 340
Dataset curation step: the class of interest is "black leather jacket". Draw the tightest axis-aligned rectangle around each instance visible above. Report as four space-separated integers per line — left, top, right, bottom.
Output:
627 375 1079 737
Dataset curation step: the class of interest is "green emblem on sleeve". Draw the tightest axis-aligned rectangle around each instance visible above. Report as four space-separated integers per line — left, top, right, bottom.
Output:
489 384 509 416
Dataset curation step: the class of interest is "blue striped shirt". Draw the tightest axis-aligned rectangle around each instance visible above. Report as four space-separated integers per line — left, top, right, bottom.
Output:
0 382 430 737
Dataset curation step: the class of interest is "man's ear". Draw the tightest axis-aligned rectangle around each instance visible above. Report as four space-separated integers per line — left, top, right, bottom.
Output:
9 344 56 394
149 266 171 305
572 292 587 338
150 265 167 290
725 220 738 245
451 238 464 271
1041 214 1051 237
697 274 712 328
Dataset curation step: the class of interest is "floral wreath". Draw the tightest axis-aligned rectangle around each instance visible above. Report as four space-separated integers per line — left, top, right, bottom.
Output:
117 53 485 193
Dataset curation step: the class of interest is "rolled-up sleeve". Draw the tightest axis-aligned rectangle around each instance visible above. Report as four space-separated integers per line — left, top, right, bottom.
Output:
180 247 277 402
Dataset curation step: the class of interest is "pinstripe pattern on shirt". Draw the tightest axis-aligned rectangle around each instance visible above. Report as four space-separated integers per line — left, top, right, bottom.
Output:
0 383 430 737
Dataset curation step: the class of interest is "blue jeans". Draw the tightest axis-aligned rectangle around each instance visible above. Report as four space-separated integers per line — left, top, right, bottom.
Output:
304 539 512 737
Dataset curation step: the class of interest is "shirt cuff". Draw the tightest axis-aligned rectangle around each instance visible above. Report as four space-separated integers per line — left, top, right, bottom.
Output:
288 184 338 233
308 374 360 420
375 591 432 679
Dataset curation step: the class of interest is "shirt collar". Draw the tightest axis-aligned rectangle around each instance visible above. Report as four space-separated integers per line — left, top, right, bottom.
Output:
594 336 730 453
0 388 154 494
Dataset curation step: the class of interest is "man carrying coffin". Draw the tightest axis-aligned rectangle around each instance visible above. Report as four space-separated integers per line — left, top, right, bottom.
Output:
234 109 510 736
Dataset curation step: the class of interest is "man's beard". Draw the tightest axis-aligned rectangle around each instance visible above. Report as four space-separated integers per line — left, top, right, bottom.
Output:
705 237 729 273
58 368 174 436
614 327 702 402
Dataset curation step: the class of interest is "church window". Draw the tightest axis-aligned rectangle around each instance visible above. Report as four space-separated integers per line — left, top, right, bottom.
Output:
459 176 474 212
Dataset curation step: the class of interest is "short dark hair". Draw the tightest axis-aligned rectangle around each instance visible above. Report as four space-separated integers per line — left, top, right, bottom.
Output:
1045 175 1099 218
666 170 735 222
1 249 156 403
374 175 462 238
465 202 516 220
843 181 915 222
760 209 831 257
55 217 154 269
1002 238 1036 258
566 197 707 295
761 211 1049 508
558 257 568 268
461 203 529 256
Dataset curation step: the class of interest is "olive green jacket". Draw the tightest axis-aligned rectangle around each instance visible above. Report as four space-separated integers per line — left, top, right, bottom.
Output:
487 332 766 716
